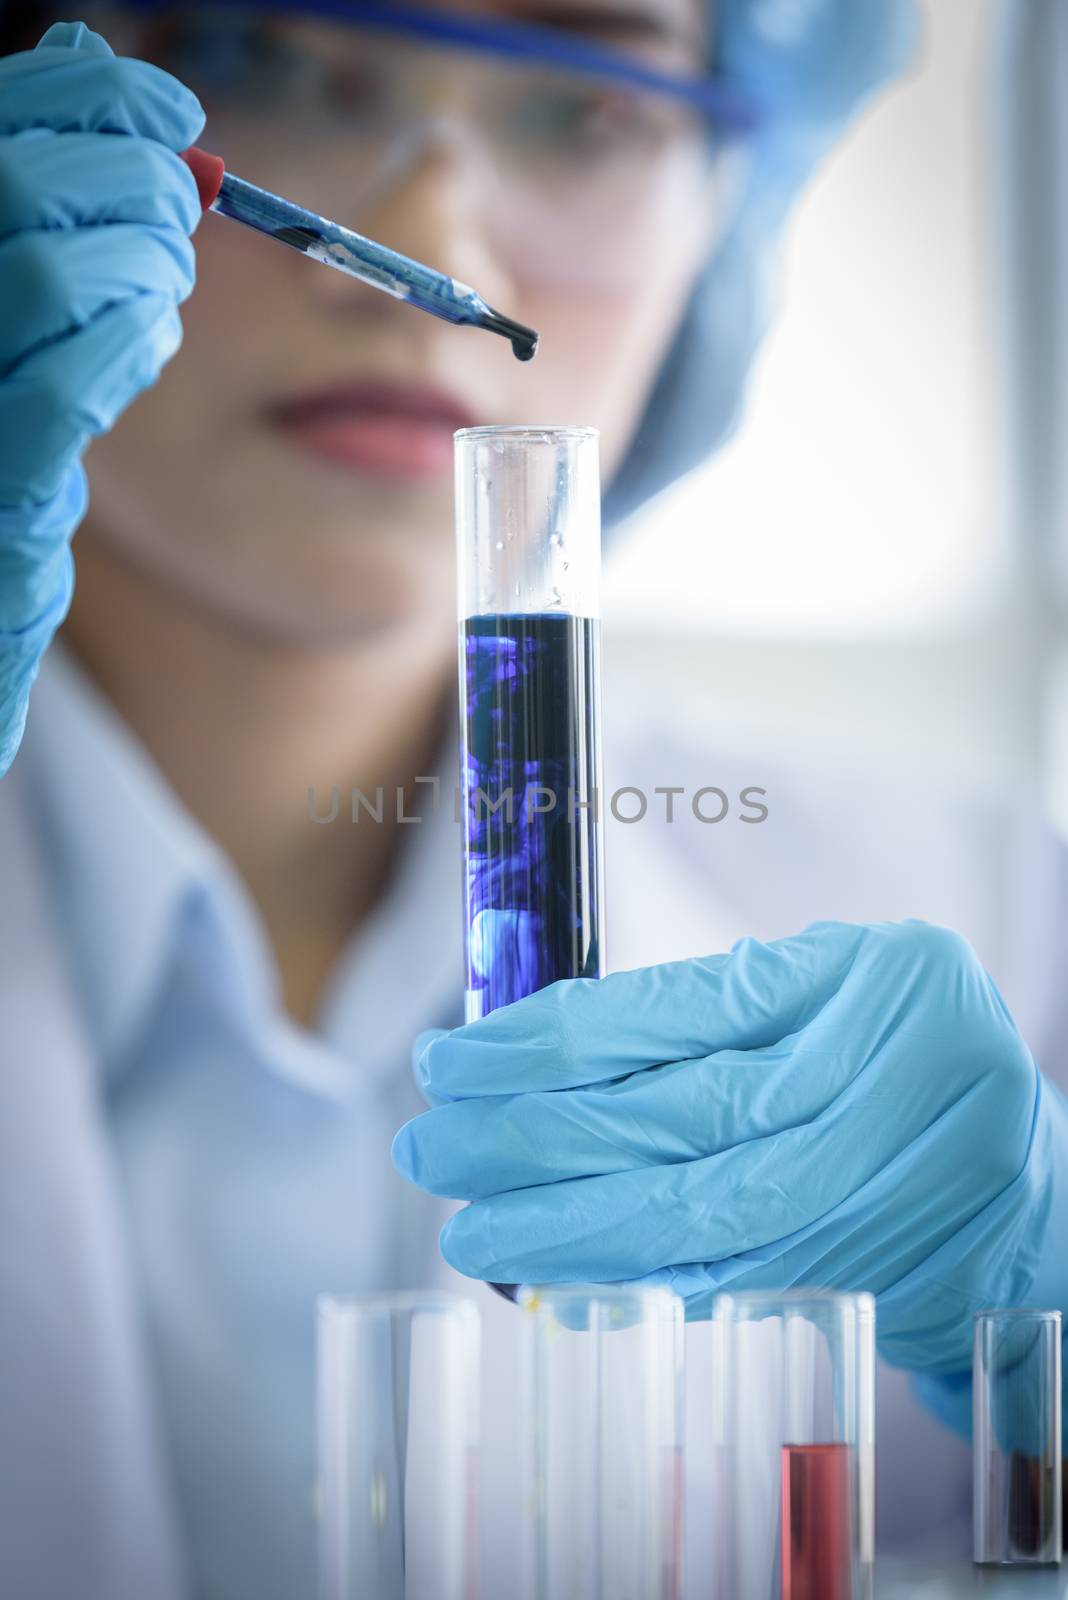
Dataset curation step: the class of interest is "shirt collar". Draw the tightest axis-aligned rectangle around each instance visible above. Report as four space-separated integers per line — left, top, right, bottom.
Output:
21 643 464 1099
22 643 246 1077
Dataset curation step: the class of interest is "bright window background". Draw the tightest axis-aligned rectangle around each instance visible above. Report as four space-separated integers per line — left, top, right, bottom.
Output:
603 0 1042 800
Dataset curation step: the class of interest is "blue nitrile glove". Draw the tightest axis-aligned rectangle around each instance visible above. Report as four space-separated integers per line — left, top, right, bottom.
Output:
0 21 204 775
394 921 1068 1378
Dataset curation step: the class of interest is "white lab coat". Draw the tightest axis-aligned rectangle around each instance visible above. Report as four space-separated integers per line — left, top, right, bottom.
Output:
2 665 1067 1600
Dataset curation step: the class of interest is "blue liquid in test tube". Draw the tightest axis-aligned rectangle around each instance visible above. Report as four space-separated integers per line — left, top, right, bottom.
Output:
455 428 605 1024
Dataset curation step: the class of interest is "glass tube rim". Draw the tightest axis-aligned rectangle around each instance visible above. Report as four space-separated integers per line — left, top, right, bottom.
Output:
518 1283 681 1313
454 423 600 445
716 1287 875 1318
317 1290 480 1320
974 1307 1063 1325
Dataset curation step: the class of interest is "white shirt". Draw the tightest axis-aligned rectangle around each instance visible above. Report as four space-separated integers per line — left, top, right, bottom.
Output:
21 645 470 1599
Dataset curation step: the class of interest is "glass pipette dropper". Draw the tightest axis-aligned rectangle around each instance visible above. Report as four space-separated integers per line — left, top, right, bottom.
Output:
181 147 539 362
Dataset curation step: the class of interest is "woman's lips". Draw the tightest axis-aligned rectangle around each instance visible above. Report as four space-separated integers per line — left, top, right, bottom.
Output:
266 380 478 479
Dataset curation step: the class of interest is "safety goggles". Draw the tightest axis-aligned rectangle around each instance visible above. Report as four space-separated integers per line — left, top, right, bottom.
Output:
96 3 756 290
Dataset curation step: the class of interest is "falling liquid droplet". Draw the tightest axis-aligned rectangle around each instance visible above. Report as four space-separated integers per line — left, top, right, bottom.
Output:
495 540 504 551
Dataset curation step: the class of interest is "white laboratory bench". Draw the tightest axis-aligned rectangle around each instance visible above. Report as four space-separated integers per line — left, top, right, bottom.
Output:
877 1562 1068 1598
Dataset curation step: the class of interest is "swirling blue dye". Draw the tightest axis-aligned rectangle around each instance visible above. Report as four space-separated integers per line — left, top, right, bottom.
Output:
460 614 602 1020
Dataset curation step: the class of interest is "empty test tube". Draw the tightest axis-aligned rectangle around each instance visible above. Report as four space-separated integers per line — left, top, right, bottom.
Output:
521 1285 685 1600
715 1290 875 1600
454 425 604 1023
317 1293 480 1600
973 1309 1062 1566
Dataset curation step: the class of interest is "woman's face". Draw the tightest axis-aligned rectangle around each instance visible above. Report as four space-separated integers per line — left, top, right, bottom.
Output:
84 1 726 644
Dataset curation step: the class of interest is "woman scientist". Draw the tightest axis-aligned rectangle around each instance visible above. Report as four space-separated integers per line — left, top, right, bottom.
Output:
1 4 1066 1599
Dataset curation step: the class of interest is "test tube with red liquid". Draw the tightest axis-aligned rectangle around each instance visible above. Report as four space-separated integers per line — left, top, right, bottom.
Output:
780 1441 853 1600
715 1291 875 1600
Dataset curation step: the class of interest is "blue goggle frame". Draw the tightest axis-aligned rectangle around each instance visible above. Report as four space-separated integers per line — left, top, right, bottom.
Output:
116 0 762 134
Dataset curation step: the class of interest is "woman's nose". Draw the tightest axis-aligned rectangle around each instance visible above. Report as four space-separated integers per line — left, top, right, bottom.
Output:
312 121 520 318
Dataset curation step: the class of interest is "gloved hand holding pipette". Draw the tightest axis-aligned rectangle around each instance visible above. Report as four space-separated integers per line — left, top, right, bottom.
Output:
0 21 205 775
393 918 1068 1376
0 19 535 780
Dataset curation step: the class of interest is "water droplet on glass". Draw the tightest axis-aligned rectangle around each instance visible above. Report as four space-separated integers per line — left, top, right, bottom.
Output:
370 1468 388 1529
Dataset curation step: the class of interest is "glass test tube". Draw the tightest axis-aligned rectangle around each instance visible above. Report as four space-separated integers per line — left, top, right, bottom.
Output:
455 426 604 1023
973 1309 1062 1566
716 1290 875 1600
317 1294 480 1600
521 1285 685 1600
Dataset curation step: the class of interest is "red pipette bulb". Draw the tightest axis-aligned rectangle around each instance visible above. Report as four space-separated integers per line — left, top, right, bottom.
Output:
180 146 225 212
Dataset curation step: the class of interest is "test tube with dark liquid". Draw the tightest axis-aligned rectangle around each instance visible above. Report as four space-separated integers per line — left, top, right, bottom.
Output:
454 427 604 1024
973 1309 1062 1565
